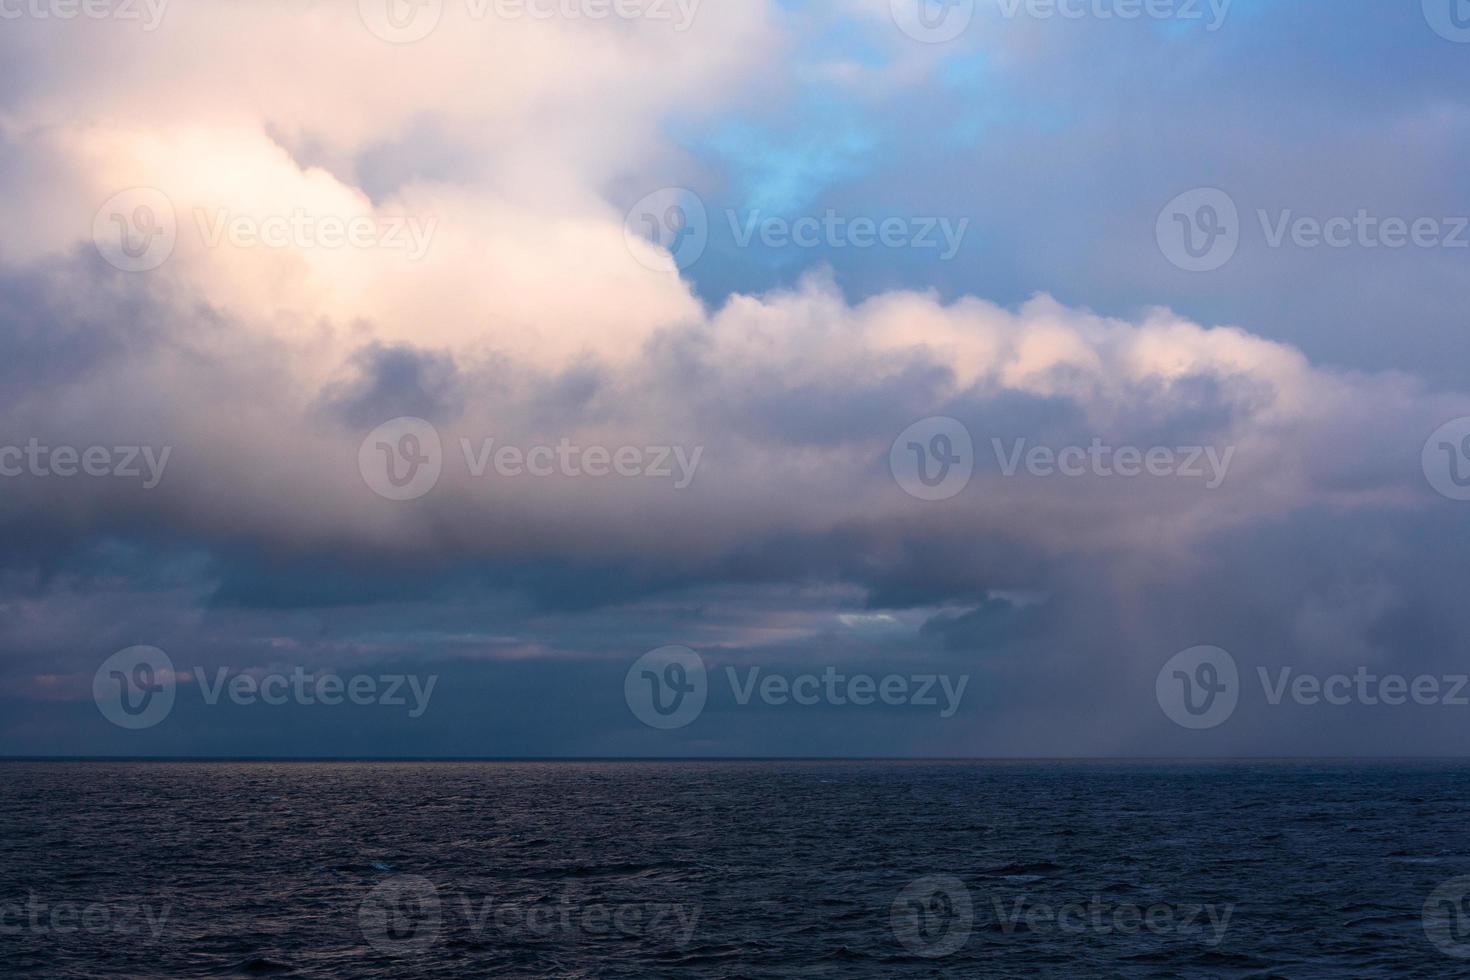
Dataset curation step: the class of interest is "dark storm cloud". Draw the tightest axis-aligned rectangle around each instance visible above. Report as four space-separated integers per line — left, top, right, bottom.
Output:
318 343 466 428
1 0 1469 757
0 254 165 407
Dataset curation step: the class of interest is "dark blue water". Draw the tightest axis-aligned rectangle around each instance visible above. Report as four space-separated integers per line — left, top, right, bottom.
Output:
2 760 1470 977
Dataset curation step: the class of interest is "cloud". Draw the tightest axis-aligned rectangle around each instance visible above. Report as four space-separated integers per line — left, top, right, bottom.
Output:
2 0 1469 755
1 253 1458 580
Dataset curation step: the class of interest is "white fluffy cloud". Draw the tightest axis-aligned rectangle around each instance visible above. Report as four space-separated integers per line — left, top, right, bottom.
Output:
0 0 1462 572
0 0 781 366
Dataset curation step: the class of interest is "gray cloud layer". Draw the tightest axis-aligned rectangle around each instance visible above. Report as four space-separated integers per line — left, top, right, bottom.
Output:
2 0 1468 756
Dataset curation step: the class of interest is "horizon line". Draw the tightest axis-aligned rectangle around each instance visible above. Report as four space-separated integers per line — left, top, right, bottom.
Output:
4 755 1470 763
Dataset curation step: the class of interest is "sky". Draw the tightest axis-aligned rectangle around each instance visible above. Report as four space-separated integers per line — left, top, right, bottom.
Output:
1 0 1469 757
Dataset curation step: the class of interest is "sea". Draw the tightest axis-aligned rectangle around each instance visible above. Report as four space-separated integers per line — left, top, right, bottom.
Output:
2 760 1469 977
